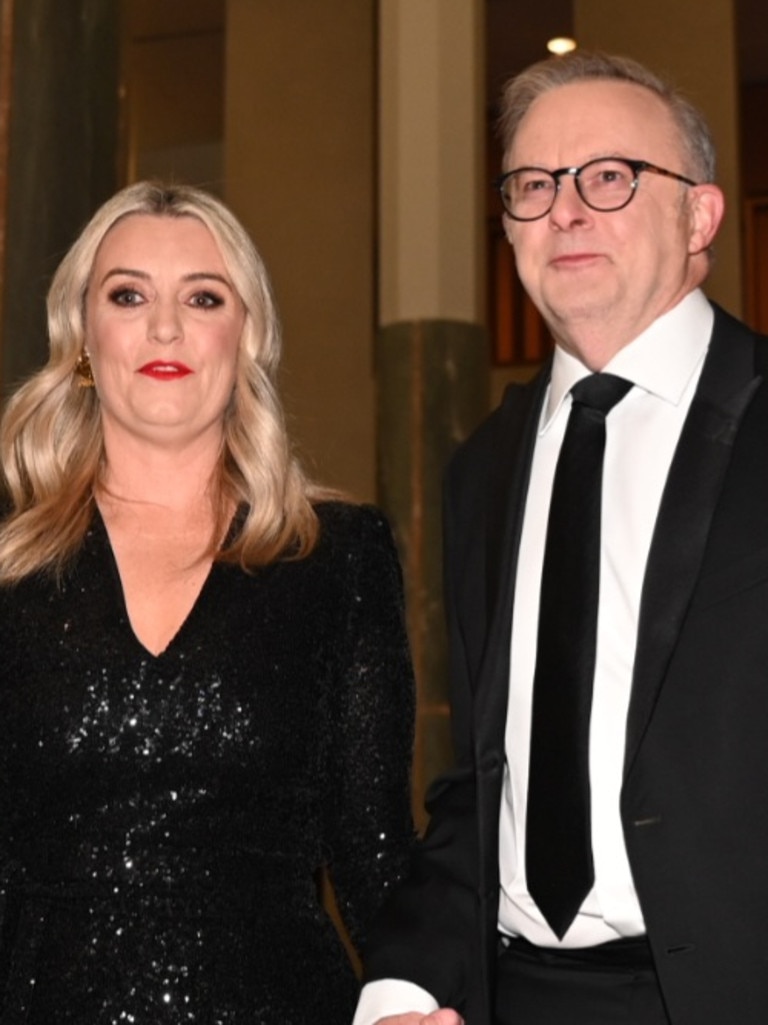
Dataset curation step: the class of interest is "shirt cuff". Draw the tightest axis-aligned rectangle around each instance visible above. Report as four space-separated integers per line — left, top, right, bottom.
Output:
352 979 440 1025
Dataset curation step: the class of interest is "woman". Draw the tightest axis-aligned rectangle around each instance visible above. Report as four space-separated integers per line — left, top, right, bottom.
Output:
0 181 415 1024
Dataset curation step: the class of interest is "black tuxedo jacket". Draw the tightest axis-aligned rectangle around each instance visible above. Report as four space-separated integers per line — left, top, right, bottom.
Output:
364 304 768 1024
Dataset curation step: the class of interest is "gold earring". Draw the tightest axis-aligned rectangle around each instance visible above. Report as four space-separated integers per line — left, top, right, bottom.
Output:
75 350 95 388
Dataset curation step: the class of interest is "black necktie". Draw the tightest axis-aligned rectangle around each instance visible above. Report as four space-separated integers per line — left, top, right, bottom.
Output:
525 372 632 940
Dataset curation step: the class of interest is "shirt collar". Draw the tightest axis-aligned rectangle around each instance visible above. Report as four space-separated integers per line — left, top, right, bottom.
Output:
542 288 714 433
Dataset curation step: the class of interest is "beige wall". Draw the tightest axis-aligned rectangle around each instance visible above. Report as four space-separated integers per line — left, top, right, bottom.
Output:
224 0 377 500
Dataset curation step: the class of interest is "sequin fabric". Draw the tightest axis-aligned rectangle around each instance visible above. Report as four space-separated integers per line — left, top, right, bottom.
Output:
0 501 416 1024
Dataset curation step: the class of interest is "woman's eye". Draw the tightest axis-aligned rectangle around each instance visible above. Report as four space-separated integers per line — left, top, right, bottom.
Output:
189 291 224 309
108 287 144 307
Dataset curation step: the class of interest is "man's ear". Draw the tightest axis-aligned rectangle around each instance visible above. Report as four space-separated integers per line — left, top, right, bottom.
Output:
688 183 725 255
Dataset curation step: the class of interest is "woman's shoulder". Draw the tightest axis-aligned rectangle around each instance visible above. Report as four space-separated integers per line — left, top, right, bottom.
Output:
304 502 407 624
313 499 390 533
310 500 401 567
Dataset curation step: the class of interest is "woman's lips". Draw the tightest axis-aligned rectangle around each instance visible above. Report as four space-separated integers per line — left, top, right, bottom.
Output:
137 361 193 379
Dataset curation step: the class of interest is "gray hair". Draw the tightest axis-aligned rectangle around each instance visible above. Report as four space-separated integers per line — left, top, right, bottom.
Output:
497 51 716 183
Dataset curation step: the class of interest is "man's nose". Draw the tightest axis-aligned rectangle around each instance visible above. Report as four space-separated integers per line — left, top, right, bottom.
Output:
548 173 591 226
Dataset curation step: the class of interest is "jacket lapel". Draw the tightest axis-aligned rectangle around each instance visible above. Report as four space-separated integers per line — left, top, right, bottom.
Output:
624 306 762 772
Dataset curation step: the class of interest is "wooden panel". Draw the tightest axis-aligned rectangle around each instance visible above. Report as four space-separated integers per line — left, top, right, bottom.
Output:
744 197 768 333
123 0 223 39
0 0 14 360
125 32 224 151
120 0 224 188
488 222 553 366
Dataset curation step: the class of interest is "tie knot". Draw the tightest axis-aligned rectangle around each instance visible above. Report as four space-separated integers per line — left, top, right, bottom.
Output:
570 373 632 415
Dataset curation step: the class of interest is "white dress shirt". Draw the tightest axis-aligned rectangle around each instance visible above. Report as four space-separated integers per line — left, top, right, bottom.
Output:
353 289 714 1022
500 287 712 946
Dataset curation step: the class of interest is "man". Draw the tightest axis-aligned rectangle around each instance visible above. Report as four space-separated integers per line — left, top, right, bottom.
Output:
353 51 768 1025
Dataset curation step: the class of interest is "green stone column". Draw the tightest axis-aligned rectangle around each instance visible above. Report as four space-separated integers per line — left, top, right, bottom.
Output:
377 317 488 827
0 0 119 391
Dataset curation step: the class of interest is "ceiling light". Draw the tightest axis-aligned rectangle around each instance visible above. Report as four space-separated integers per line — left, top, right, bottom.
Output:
547 37 577 56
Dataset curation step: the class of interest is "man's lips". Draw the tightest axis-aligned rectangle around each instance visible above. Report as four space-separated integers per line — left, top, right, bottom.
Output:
549 252 604 268
137 361 193 379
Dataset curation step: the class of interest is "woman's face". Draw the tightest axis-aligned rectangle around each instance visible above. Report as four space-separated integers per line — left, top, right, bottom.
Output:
84 213 246 452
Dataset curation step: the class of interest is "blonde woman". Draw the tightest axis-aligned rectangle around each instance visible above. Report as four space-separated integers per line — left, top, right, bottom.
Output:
0 181 415 1024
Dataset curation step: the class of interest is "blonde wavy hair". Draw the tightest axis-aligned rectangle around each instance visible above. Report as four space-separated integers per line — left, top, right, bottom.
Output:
0 180 328 583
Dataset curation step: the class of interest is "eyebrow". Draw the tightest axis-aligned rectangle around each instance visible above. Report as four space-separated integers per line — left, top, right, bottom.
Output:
98 268 235 291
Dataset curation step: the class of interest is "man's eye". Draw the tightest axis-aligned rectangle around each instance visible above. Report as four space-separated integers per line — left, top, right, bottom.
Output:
108 287 144 307
522 177 553 193
189 291 224 309
597 170 623 183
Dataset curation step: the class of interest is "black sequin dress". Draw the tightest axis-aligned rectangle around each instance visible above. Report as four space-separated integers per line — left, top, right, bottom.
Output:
0 501 415 1024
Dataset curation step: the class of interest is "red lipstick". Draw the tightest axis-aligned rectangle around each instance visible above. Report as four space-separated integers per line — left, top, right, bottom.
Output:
137 361 193 379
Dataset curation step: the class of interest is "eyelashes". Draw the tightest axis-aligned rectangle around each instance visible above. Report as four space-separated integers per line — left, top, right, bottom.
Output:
107 286 143 307
106 286 227 309
188 291 225 309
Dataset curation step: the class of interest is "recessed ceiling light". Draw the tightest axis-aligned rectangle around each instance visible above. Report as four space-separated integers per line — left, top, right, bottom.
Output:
547 37 577 56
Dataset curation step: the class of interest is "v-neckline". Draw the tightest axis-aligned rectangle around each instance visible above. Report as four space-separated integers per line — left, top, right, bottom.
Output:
91 506 219 661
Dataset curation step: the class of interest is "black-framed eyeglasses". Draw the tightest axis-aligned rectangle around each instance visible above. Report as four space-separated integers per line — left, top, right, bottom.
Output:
493 157 698 222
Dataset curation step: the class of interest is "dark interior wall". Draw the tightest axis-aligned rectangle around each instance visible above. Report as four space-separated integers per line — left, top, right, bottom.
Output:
2 4 768 389
741 82 768 197
121 0 223 188
0 0 119 392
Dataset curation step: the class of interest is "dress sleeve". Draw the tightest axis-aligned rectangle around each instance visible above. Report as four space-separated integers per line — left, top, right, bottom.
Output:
322 504 417 953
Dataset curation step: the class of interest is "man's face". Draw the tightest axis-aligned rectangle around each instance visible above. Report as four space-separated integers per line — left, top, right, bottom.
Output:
503 79 722 365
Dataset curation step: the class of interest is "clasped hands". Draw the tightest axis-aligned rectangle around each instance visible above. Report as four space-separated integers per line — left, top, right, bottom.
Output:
377 1011 464 1025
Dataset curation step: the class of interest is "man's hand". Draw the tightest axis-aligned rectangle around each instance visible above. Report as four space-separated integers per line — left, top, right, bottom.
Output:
377 1011 464 1025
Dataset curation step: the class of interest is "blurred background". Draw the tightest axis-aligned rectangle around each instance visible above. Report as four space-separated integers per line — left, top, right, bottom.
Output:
0 0 764 818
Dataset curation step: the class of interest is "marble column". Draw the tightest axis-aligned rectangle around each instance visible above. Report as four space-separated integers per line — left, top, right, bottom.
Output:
377 0 488 823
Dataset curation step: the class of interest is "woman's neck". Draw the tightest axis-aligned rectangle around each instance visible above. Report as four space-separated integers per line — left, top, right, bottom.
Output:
98 426 223 513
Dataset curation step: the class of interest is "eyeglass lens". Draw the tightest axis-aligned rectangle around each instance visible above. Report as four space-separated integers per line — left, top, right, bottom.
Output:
500 158 636 220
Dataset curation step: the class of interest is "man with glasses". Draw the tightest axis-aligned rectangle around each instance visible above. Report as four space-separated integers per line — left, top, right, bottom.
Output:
353 51 768 1025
